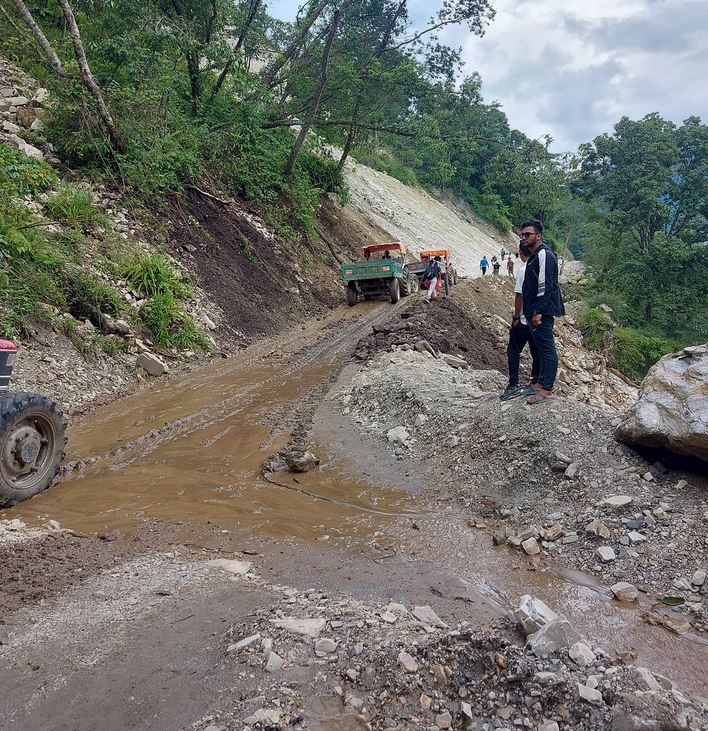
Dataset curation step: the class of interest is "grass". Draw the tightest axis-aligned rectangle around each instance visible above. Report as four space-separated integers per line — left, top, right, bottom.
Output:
139 292 209 351
122 252 191 298
45 184 106 229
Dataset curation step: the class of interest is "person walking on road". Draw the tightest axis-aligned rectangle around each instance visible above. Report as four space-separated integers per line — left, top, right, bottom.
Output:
492 258 501 275
519 220 565 405
499 249 540 400
423 256 442 302
480 256 488 275
507 255 515 277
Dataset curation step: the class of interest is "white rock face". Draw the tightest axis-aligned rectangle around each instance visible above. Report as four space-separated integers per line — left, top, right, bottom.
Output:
616 344 708 462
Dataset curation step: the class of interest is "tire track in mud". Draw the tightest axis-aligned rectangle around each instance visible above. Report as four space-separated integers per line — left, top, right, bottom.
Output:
60 299 412 483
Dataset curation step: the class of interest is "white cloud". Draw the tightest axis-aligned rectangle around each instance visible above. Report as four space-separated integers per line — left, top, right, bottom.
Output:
446 0 708 150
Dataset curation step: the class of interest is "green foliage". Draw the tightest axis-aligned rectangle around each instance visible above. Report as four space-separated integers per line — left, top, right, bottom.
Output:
298 151 343 193
0 145 58 196
462 186 512 232
61 269 123 321
123 252 191 299
578 307 614 349
353 149 419 186
610 328 677 382
139 292 209 350
45 185 105 228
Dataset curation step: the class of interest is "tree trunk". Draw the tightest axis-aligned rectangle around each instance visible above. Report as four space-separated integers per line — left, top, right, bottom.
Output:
337 1 405 170
10 0 67 77
209 0 262 103
283 5 342 178
261 0 331 88
337 100 359 171
57 0 125 152
186 50 202 115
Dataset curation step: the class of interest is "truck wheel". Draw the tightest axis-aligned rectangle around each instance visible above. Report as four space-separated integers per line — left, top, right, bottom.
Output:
0 392 66 507
346 282 358 307
389 278 401 304
444 273 451 295
453 269 458 285
400 273 413 296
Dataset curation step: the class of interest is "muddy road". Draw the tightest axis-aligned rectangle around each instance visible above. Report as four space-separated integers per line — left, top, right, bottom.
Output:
0 291 706 730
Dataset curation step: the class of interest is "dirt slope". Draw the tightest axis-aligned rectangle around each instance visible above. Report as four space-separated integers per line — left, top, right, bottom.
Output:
342 157 518 275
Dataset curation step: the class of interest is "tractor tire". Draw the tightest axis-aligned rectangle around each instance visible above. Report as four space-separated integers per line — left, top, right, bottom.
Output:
389 278 401 304
0 392 66 507
410 276 420 293
346 282 358 307
400 272 414 297
453 269 459 285
444 273 451 295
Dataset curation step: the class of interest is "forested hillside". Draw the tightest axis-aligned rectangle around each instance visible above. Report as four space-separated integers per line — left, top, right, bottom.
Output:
1 0 706 379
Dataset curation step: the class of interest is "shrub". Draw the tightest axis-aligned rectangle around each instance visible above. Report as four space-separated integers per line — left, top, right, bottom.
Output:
610 328 677 382
122 252 191 299
578 307 613 349
139 292 208 350
61 270 123 322
298 151 343 193
0 144 58 197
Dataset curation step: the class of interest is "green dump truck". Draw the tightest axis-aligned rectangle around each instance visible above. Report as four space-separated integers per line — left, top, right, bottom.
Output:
341 242 418 306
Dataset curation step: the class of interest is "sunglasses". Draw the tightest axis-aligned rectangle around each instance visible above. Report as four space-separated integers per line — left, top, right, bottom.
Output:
520 232 537 239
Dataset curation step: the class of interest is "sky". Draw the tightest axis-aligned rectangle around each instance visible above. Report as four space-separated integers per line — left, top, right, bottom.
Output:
269 0 708 152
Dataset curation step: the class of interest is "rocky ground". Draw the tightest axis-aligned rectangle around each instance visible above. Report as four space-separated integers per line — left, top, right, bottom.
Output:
334 280 707 635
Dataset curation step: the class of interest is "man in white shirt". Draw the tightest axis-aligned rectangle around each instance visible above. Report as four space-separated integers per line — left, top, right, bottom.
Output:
499 250 540 400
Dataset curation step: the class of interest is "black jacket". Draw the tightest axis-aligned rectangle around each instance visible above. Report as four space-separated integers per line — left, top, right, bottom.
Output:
522 243 566 320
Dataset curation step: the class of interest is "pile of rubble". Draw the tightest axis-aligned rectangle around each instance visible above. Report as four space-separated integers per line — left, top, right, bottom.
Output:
334 347 708 633
197 563 708 730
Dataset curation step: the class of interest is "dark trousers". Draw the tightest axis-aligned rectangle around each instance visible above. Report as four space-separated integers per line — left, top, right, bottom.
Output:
507 322 540 387
481 267 487 275
529 315 558 390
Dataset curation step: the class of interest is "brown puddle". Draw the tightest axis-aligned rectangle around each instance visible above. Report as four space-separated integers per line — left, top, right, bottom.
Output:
9 357 415 540
3 333 707 697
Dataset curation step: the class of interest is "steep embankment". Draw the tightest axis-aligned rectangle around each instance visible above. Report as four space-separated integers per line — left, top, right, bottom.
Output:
342 156 517 275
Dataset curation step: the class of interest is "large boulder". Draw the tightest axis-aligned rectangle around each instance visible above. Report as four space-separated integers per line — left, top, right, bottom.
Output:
616 345 708 462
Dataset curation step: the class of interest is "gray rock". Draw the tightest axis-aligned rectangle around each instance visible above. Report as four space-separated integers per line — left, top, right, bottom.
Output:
527 617 582 657
272 617 326 637
514 595 558 635
616 345 708 462
569 641 596 667
603 495 633 508
611 581 639 602
8 133 43 159
386 426 410 444
522 537 541 555
627 530 647 544
414 413 428 426
435 711 452 729
586 520 611 539
264 651 284 672
227 633 261 653
564 462 580 479
596 546 616 563
136 352 169 376
577 683 603 705
691 569 706 587
397 650 418 673
315 638 337 655
412 605 448 628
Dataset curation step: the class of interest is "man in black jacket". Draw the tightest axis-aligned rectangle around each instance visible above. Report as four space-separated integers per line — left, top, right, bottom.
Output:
519 220 565 404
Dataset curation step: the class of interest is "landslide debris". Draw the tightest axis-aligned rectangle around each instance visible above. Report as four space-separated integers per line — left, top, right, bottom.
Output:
334 280 708 634
197 569 708 730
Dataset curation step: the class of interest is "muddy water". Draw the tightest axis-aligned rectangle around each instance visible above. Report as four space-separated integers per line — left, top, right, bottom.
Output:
5 313 708 697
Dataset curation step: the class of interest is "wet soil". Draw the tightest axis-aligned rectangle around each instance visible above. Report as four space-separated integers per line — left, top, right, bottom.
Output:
0 286 706 729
